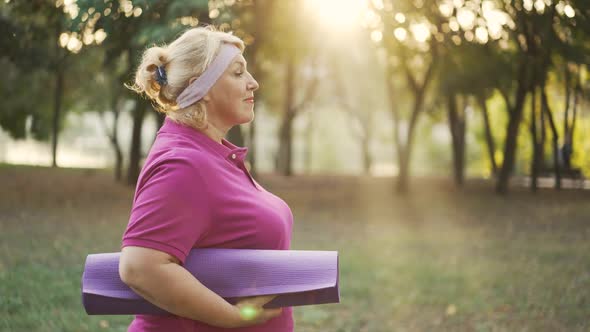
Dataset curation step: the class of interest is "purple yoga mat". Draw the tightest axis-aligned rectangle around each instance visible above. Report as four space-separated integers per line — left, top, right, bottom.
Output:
82 249 339 315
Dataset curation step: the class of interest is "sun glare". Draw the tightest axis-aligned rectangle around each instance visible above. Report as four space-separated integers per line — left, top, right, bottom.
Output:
304 0 368 31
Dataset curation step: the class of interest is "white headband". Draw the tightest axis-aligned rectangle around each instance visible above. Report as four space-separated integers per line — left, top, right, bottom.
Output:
176 44 242 109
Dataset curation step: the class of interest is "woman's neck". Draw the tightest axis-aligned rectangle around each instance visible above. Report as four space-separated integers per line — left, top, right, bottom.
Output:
199 122 227 144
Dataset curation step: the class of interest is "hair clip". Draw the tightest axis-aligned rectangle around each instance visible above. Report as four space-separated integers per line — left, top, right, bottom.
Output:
155 65 168 86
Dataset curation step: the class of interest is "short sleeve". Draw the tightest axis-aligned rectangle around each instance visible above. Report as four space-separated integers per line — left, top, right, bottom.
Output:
121 156 211 264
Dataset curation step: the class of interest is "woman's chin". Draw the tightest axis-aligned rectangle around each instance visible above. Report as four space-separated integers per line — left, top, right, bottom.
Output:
241 108 255 124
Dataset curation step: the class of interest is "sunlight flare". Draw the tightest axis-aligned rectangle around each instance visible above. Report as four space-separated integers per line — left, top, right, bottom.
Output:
304 0 369 31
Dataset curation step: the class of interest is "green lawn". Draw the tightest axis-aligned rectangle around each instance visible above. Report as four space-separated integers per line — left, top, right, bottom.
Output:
1 165 589 331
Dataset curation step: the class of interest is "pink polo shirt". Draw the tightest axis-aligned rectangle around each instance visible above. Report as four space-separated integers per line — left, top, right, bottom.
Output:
121 117 294 332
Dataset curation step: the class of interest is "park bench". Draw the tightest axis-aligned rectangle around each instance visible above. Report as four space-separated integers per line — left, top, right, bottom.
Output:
538 167 586 189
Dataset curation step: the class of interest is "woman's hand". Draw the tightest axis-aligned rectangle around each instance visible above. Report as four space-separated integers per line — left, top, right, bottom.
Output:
229 295 283 328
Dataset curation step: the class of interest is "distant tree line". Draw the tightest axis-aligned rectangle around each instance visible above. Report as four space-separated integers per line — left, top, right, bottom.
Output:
1 0 589 195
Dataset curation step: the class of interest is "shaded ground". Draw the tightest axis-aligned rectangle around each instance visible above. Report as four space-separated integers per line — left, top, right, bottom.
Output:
1 165 589 331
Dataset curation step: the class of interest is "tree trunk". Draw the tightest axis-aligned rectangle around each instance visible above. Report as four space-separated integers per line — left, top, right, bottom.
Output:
478 95 497 176
127 99 147 186
150 112 166 147
396 146 410 192
541 88 561 189
448 93 466 187
276 58 296 176
155 112 165 131
392 60 435 193
384 65 403 190
396 99 424 192
540 93 546 166
104 92 124 182
304 111 313 174
496 61 529 194
362 134 371 175
112 102 123 182
114 136 123 182
247 0 275 177
51 64 64 168
277 111 295 176
563 64 571 138
569 82 579 149
249 114 257 177
529 87 539 192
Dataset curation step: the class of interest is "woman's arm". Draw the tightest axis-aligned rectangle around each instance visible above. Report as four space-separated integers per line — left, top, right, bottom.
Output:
119 246 240 327
119 246 281 328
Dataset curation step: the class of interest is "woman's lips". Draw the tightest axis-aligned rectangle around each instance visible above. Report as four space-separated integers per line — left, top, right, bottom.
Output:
244 97 255 104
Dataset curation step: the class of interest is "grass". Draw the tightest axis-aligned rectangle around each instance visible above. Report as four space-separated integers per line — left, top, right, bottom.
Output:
1 165 589 331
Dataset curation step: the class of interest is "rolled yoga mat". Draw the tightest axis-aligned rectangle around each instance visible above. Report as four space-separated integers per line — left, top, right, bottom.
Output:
82 248 339 315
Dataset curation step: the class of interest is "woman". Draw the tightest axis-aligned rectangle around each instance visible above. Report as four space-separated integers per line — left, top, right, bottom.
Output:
119 26 294 331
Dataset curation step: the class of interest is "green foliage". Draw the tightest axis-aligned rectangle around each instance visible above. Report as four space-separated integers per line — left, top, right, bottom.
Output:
0 0 65 70
0 59 52 139
0 0 70 140
2 0 590 181
73 0 209 51
0 0 211 141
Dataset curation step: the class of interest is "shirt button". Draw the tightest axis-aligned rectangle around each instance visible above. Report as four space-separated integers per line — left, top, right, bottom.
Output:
231 153 236 160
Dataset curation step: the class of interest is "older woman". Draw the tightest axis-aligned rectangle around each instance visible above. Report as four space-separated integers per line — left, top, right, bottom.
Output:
119 27 293 331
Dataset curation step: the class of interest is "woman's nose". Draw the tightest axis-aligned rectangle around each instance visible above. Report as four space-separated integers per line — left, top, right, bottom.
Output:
248 73 259 91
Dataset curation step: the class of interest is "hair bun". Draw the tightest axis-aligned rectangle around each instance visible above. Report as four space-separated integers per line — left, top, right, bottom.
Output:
134 46 169 99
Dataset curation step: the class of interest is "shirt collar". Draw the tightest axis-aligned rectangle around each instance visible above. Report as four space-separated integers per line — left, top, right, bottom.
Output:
159 117 248 163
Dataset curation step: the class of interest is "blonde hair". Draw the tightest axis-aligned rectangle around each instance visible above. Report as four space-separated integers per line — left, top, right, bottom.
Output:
131 26 245 129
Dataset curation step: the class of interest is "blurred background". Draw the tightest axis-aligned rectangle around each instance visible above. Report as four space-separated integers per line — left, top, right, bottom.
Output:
1 0 589 331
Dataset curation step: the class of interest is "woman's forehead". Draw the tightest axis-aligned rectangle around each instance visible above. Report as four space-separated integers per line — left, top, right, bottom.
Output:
231 54 247 67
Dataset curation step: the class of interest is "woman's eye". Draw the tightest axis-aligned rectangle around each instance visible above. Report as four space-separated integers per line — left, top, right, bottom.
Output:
235 72 244 76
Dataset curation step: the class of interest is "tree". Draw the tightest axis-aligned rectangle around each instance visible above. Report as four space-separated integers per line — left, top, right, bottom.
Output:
213 0 277 176
257 0 319 176
74 0 209 184
1 0 76 167
327 39 383 175
437 39 513 186
372 0 469 192
495 0 590 193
